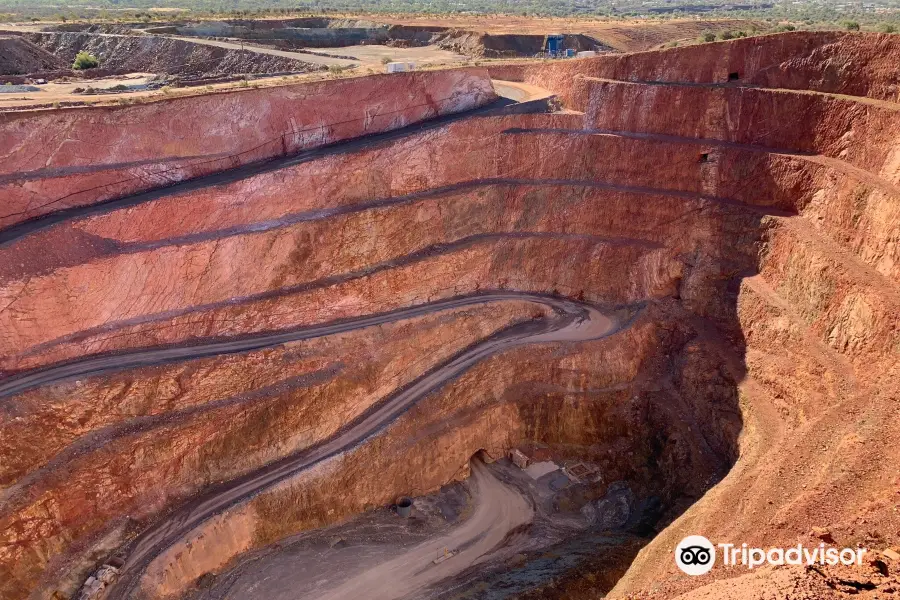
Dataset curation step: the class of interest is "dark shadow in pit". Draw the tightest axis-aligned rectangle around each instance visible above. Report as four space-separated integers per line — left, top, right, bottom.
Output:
427 154 777 597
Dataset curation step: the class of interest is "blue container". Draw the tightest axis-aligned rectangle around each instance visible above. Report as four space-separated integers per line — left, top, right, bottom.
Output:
546 34 564 55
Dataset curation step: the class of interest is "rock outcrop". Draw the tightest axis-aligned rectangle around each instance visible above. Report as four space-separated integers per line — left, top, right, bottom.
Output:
0 31 897 600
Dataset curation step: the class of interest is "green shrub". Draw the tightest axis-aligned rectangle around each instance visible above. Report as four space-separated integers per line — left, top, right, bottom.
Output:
844 21 861 31
718 30 749 41
700 32 716 43
72 51 99 70
380 56 393 65
879 23 897 33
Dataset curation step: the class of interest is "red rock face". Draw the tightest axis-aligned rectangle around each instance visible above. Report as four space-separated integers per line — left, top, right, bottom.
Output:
0 68 496 229
494 31 900 103
0 31 898 600
575 80 900 170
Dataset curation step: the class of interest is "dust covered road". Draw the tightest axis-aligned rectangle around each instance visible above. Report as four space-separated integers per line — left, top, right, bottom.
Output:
310 459 532 600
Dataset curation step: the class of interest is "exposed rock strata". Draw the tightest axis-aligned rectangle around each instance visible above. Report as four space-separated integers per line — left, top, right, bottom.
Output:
0 68 496 230
0 31 897 600
492 31 900 103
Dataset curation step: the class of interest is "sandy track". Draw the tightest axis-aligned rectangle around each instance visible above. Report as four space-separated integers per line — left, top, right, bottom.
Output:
311 459 532 600
492 80 554 103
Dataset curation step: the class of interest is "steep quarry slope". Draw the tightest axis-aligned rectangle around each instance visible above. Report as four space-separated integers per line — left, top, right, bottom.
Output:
24 31 323 79
436 32 609 58
0 36 65 75
499 30 900 103
0 31 897 600
505 32 900 600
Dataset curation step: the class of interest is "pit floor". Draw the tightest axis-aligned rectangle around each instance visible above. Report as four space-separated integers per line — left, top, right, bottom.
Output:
184 457 651 600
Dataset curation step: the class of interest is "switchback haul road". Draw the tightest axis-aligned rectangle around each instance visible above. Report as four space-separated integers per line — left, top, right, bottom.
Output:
36 291 624 599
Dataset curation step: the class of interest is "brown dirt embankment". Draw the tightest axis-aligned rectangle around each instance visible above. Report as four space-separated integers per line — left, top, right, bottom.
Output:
379 14 759 52
435 31 611 58
0 35 65 75
24 31 321 78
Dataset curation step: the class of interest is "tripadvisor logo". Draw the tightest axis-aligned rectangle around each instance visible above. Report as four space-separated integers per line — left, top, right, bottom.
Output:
676 535 716 575
675 535 868 575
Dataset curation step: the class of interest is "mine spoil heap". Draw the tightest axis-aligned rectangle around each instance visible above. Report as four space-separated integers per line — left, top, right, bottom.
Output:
0 30 898 600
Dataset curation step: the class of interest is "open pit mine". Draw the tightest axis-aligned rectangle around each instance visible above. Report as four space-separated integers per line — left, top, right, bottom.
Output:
0 30 899 600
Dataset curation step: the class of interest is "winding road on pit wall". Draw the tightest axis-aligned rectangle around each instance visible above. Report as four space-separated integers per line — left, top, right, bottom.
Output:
0 291 623 599
0 82 579 599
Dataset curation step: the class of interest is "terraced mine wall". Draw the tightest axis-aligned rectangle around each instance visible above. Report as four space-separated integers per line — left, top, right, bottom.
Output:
0 31 897 600
491 31 900 103
0 67 496 230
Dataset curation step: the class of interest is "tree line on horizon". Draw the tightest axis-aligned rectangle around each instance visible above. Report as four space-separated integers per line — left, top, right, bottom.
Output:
1 0 897 30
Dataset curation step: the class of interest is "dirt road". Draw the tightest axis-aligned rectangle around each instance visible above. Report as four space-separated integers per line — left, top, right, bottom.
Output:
311 459 532 600
302 43 468 66
0 292 608 400
89 291 620 600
